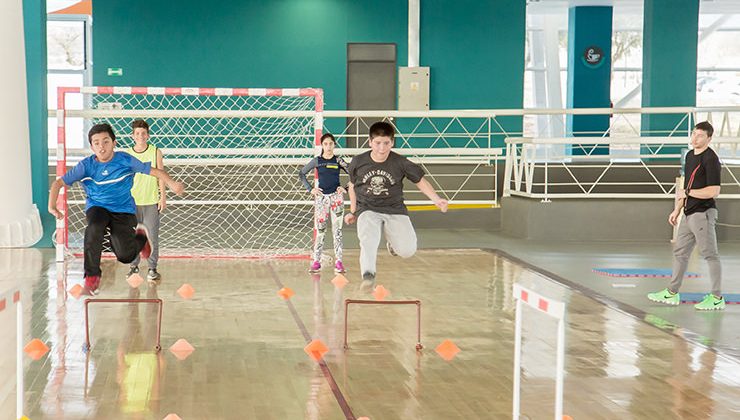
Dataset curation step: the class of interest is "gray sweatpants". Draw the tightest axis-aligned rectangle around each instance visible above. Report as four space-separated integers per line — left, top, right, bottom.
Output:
356 211 417 276
669 208 722 296
131 204 160 269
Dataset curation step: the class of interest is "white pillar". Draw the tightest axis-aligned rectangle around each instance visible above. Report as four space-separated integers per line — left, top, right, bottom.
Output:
408 0 420 67
0 0 42 247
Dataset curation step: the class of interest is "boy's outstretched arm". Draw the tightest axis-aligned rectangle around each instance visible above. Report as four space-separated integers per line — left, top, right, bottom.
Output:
344 182 357 224
48 178 66 219
414 177 448 212
149 167 186 196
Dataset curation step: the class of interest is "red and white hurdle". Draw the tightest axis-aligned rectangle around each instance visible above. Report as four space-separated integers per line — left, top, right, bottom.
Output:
0 287 23 420
512 283 566 420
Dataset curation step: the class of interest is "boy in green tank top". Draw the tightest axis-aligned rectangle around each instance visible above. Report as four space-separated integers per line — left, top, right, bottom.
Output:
124 120 166 281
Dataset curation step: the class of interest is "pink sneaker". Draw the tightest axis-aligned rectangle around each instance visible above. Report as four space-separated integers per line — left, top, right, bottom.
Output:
334 260 346 273
308 261 321 273
85 275 101 295
135 224 152 260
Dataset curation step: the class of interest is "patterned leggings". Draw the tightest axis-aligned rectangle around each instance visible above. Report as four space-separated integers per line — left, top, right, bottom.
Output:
312 191 344 262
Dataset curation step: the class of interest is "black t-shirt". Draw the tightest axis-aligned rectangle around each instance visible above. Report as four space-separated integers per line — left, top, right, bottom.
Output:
348 151 425 215
684 147 721 216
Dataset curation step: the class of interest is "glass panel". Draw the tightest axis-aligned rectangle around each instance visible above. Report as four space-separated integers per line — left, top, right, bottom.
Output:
47 20 85 70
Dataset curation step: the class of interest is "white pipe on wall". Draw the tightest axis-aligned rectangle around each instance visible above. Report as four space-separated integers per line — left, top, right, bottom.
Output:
408 0 420 67
0 0 42 247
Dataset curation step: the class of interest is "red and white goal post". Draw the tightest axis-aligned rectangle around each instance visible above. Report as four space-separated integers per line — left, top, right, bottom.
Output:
55 86 324 261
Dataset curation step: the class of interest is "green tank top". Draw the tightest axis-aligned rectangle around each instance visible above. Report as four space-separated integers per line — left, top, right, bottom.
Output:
125 145 160 205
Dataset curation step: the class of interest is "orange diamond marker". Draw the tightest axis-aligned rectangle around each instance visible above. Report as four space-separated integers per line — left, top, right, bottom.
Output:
278 287 295 300
163 415 182 420
127 273 144 288
177 283 195 300
304 339 329 362
68 284 84 299
169 338 195 361
435 339 461 361
23 339 50 361
331 274 349 289
372 285 389 301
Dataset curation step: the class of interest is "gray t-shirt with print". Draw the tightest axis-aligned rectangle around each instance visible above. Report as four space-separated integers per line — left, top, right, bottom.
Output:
348 150 425 215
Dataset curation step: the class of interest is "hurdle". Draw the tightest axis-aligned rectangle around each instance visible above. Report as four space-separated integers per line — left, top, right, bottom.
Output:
0 287 22 419
512 283 567 420
84 298 164 352
343 299 423 350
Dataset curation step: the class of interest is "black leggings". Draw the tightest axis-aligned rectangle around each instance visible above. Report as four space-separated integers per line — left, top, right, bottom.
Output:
84 206 146 277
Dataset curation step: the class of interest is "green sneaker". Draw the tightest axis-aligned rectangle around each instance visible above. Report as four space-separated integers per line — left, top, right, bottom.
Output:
647 288 680 305
694 294 725 311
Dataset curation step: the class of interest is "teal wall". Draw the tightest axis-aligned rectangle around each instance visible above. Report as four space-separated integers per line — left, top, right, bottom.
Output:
93 0 526 145
566 6 612 156
641 0 699 138
24 0 52 247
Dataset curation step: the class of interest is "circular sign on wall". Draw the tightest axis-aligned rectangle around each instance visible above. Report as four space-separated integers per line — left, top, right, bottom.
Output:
582 46 605 68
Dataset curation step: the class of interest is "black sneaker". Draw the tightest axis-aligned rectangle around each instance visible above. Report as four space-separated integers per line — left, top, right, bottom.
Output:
147 268 161 282
359 272 376 293
127 266 140 277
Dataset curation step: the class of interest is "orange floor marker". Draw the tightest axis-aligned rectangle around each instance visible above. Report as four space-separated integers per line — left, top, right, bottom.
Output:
563 416 573 420
177 283 195 300
127 273 144 288
163 414 182 420
435 339 460 361
358 417 370 420
372 285 389 301
304 339 329 361
169 338 195 361
68 284 84 299
277 287 295 300
23 339 50 361
331 274 349 289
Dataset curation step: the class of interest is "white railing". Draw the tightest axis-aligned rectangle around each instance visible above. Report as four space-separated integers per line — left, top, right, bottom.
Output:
50 106 740 204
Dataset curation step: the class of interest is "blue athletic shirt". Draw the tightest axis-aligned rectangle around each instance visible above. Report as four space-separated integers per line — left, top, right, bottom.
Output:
62 152 152 214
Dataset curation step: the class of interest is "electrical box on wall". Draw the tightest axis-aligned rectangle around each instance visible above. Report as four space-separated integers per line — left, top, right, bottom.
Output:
398 67 430 110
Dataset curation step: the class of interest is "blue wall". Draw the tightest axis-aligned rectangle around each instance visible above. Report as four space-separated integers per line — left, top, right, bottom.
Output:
24 0 52 247
566 6 612 156
93 0 525 144
641 0 699 138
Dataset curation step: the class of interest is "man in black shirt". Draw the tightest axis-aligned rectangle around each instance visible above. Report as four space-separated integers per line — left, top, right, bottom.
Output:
648 121 724 310
344 122 448 291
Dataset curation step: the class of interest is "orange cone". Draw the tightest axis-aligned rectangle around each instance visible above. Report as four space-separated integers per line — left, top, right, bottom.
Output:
358 417 370 420
372 285 389 301
23 339 50 361
177 283 195 300
331 274 349 289
563 416 574 420
169 338 195 361
304 339 329 362
68 284 84 299
435 339 460 361
277 287 295 300
127 273 144 288
163 414 182 420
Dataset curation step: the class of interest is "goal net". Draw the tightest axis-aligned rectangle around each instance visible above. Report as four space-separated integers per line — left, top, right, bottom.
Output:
55 86 323 260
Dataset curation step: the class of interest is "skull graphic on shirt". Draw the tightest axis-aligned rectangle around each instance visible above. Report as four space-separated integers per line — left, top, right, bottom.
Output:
368 176 389 195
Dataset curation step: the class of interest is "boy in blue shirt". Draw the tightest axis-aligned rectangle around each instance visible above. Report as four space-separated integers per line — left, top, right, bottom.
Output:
49 123 185 294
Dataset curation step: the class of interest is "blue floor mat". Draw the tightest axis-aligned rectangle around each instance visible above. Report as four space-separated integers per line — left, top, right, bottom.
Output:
593 268 699 278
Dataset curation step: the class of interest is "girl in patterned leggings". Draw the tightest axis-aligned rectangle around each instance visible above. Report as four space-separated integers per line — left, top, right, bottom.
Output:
298 133 349 273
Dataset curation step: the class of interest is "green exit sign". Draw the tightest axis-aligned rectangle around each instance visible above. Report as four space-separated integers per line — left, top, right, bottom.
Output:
107 68 123 76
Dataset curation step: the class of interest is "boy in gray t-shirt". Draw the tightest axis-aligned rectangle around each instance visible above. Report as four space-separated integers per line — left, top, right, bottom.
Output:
345 122 448 290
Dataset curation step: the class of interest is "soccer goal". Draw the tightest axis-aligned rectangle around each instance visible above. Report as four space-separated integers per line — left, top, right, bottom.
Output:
55 86 324 260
